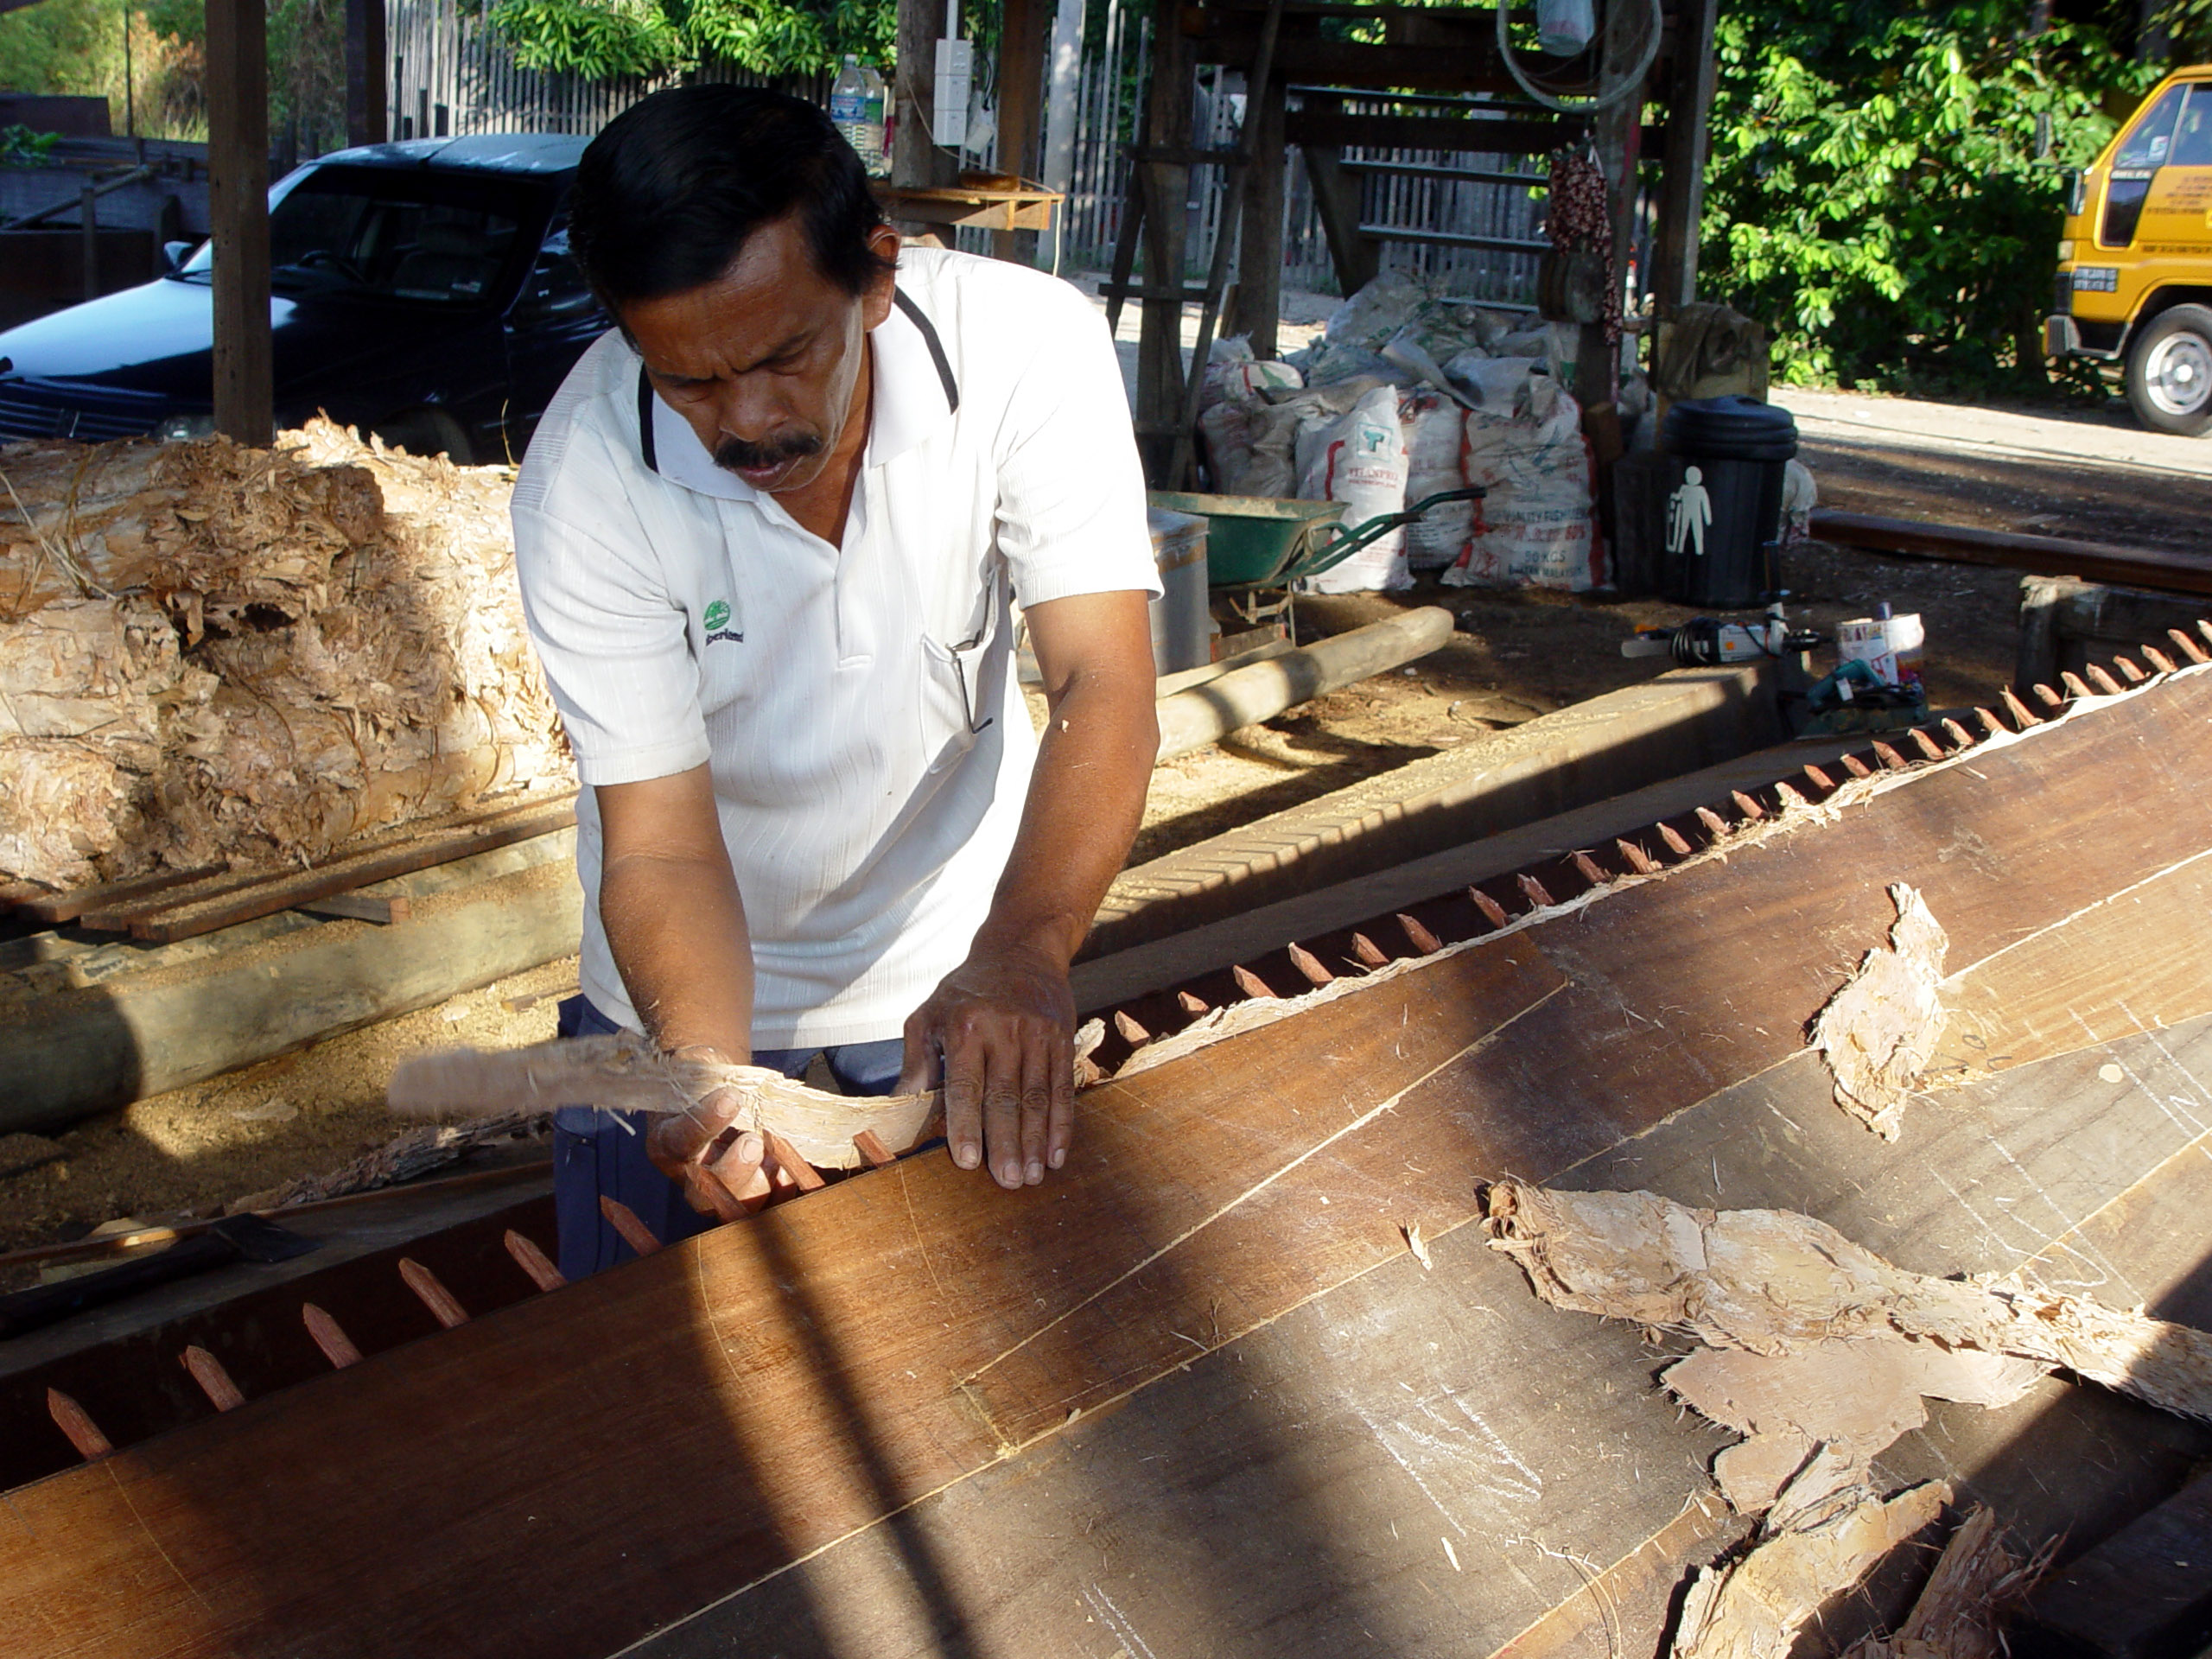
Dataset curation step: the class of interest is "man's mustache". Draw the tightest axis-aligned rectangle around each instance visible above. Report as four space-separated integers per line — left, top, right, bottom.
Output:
715 431 823 473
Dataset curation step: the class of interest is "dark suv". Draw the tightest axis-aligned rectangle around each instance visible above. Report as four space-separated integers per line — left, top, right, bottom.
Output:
0 133 607 462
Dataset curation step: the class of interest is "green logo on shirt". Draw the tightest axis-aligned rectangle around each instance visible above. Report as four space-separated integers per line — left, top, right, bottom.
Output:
703 600 731 631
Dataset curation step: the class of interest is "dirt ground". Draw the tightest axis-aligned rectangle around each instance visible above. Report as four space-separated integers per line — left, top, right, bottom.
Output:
3 378 2202 1258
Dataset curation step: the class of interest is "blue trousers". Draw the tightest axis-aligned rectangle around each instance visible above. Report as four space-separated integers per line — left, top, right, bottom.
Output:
552 995 904 1281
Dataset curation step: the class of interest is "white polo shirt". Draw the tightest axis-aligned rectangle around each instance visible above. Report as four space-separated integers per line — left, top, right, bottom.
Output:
511 249 1156 1047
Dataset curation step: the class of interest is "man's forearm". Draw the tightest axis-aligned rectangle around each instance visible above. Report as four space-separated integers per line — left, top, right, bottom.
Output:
975 670 1157 969
599 849 756 1060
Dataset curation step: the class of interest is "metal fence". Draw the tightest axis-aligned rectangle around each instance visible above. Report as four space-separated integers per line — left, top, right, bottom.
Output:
385 0 1545 306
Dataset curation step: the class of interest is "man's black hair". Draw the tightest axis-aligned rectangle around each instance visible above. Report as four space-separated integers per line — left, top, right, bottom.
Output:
569 85 894 310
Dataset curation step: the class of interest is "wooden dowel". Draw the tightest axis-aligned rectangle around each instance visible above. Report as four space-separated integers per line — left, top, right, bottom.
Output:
1176 989 1211 1014
1516 874 1555 908
2143 645 2178 675
302 1303 364 1368
181 1345 245 1411
1656 821 1695 855
1113 1009 1150 1046
2116 655 2147 683
1569 851 1606 886
398 1257 470 1326
1467 887 1510 927
1230 963 1278 1000
503 1230 565 1291
1395 912 1440 954
1616 839 1657 876
2085 664 2125 696
1730 789 1765 821
1837 752 1874 779
1286 942 1333 986
1350 932 1389 968
1868 742 1908 772
853 1130 896 1169
47 1388 111 1458
1909 727 1947 761
597 1197 663 1257
762 1131 826 1193
2169 626 2210 664
2001 686 2042 725
2033 682 2064 708
2061 671 2094 699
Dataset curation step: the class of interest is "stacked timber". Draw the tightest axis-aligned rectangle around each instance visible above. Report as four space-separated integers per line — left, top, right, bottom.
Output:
0 423 569 889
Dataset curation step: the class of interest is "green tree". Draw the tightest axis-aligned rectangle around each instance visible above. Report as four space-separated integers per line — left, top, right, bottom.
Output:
486 0 896 81
1698 0 2158 393
0 0 129 105
142 0 343 151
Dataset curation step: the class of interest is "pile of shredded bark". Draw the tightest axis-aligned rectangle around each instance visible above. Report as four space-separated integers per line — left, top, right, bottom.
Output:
0 421 569 888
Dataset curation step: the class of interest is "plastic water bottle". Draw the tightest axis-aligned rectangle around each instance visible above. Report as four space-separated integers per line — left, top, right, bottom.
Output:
831 56 887 176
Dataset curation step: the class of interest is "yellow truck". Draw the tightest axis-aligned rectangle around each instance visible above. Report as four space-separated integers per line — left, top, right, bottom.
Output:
2048 64 2212 435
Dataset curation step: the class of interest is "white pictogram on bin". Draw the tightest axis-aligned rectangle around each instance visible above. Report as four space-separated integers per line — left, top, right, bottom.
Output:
1667 465 1713 558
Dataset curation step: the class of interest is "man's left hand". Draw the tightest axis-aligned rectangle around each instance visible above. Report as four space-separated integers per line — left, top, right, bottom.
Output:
900 942 1076 1189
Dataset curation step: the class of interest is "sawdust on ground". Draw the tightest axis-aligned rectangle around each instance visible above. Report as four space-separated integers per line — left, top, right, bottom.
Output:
0 407 2159 1253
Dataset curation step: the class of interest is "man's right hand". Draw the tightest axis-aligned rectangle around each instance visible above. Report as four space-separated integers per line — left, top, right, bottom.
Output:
645 1053 776 1219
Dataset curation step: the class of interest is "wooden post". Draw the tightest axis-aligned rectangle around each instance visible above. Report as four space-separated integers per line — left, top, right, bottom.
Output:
893 0 959 194
1230 77 1286 358
345 0 389 149
1135 9 1194 481
206 0 272 445
1300 98 1376 299
993 0 1047 262
1647 0 1717 314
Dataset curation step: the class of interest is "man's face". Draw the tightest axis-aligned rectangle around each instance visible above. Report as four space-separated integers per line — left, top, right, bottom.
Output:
622 213 899 496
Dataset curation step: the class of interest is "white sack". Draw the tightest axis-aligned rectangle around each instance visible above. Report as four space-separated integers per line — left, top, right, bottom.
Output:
1445 375 1606 592
1294 384 1410 593
1399 387 1477 571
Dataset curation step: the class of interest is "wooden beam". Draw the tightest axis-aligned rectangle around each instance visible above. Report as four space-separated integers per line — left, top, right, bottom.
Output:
892 0 957 194
1300 137 1377 296
1647 0 1717 312
205 0 271 445
1229 75 1287 357
342 0 387 149
992 0 1048 261
1135 8 1196 481
1809 508 2212 599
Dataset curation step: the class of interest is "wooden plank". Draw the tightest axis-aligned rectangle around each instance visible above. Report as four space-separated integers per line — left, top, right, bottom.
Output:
2028 1468 2212 1656
92 797 577 941
1228 75 1286 358
1646 0 1716 312
298 893 410 925
1085 662 1780 961
5 675 2212 1656
16 864 225 925
1812 508 2212 600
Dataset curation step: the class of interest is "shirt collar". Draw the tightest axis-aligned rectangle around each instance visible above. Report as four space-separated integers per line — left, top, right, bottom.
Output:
639 285 954 503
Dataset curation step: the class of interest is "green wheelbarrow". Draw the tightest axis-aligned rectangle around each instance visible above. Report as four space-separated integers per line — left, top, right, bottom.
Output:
1148 486 1488 593
1147 486 1488 628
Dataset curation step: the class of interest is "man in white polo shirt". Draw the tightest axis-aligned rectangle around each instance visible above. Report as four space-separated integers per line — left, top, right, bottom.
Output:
512 86 1160 1277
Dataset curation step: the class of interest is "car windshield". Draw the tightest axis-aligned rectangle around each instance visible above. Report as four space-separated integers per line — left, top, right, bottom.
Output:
175 165 535 307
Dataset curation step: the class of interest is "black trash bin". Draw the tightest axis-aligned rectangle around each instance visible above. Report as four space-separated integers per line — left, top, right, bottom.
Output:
1656 396 1798 608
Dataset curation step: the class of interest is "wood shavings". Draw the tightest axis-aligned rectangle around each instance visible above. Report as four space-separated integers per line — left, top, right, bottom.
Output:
1482 1179 2212 1422
388 1032 944 1173
1667 1341 2038 1513
1404 1222 1433 1269
1669 1468 1949 1659
1808 882 1948 1140
225 1110 547 1213
1840 1506 2047 1659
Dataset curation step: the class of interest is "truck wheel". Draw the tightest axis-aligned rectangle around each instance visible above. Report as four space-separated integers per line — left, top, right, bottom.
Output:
371 408 474 465
2126 305 2212 436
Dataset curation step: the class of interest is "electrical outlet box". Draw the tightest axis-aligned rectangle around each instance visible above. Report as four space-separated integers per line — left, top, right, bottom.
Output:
933 37 972 149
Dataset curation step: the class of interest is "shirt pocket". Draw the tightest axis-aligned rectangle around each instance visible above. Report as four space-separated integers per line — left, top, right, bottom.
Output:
918 628 994 777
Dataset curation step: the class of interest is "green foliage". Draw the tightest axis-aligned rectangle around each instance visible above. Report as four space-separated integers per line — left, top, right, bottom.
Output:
0 124 59 165
1700 1 2159 393
0 0 127 101
486 0 894 80
487 0 690 79
139 0 343 148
